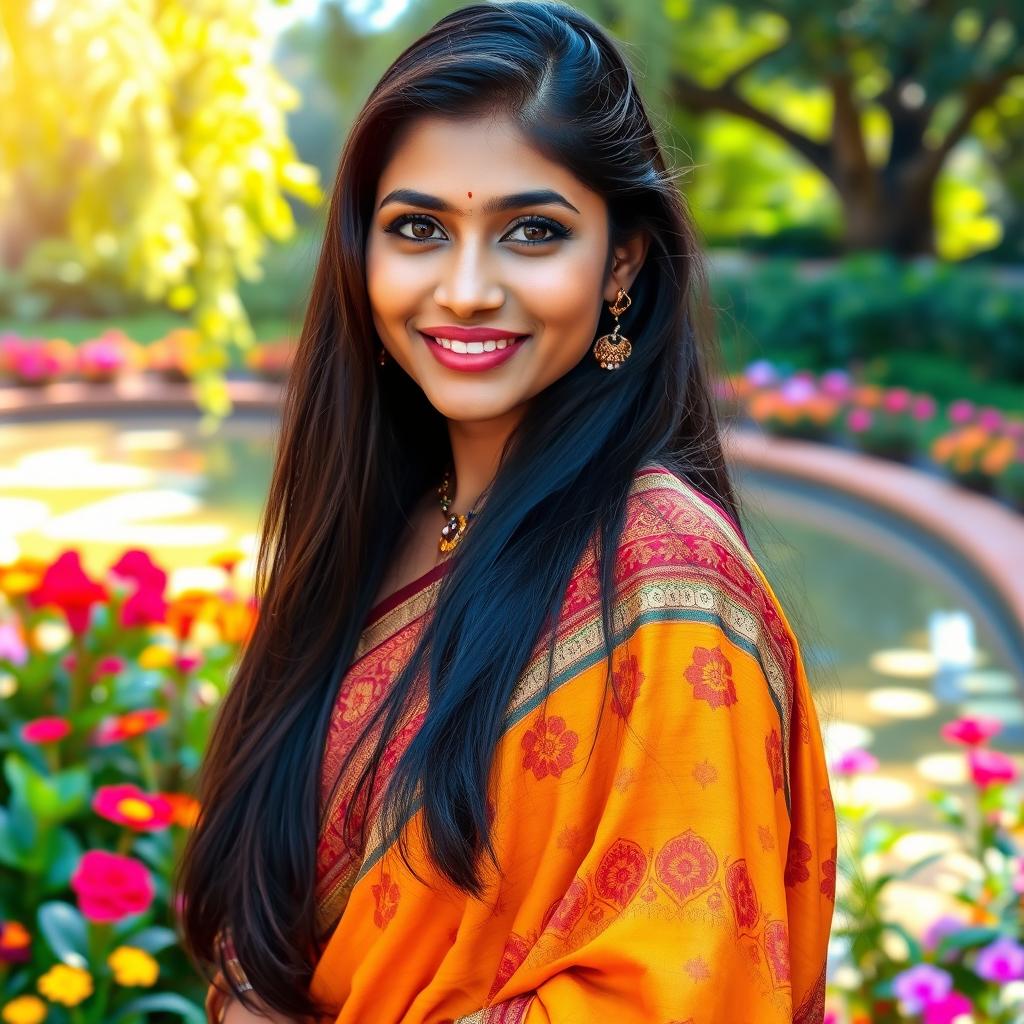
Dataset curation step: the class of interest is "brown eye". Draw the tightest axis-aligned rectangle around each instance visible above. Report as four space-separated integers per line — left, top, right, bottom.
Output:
410 221 435 239
522 224 548 242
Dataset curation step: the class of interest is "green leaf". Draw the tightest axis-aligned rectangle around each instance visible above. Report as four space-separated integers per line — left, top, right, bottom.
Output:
107 994 206 1024
114 925 179 955
37 901 88 964
936 925 1003 956
42 826 84 892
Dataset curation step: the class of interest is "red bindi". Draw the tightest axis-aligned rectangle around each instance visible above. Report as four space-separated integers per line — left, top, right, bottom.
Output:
467 191 472 198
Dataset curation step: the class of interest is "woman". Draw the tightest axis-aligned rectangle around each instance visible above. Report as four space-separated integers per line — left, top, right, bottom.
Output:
177 2 837 1022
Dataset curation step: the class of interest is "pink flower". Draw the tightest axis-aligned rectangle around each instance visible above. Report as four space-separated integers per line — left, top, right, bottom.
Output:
819 369 852 398
781 377 816 403
744 360 778 388
28 550 108 635
110 550 168 629
978 407 1004 431
93 655 126 679
911 395 937 421
70 850 155 922
948 399 976 425
967 748 1018 788
175 652 202 674
831 748 879 776
92 784 174 831
923 914 967 956
940 715 1002 746
882 387 912 414
21 716 72 744
975 936 1024 983
893 964 953 1014
847 408 873 433
0 620 28 666
924 992 973 1024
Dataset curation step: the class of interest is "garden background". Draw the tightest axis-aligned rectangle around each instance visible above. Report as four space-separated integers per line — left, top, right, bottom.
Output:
1 1 1023 1022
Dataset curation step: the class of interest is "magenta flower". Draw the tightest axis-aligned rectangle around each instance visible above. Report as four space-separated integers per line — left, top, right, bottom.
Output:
911 395 937 421
847 408 873 433
0 620 28 666
819 369 852 398
70 850 155 922
175 652 202 674
21 716 72 744
28 550 108 635
893 964 953 1014
110 550 168 628
924 992 973 1024
968 748 1018 788
92 784 174 832
948 399 976 425
93 655 126 678
882 387 912 414
975 936 1024 983
830 748 879 776
940 715 1003 747
978 406 1004 431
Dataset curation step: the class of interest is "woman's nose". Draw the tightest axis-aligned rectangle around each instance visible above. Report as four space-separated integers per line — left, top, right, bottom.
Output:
433 238 504 317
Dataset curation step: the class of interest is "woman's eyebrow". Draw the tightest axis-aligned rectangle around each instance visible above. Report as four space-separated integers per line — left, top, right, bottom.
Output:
377 188 580 215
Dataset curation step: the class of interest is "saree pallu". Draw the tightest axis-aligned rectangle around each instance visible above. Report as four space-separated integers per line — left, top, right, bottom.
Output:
300 463 836 1023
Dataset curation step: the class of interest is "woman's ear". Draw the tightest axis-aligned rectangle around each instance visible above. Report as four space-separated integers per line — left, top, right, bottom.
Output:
603 230 650 303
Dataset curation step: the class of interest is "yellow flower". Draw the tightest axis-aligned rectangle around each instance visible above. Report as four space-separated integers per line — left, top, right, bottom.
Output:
107 946 159 987
137 644 175 670
1 995 47 1024
37 964 93 1006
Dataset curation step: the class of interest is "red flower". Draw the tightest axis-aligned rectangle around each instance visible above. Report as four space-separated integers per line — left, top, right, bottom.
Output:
940 715 1002 747
521 714 579 780
655 830 717 903
610 654 645 719
725 859 759 930
765 728 783 792
594 838 647 907
784 835 812 887
0 920 31 963
371 872 400 930
820 846 837 901
93 709 169 746
21 716 72 744
70 850 154 922
92 784 174 831
28 551 108 634
92 655 126 679
684 646 737 709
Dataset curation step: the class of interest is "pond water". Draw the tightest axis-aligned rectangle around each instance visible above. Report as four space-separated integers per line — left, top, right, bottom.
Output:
2 414 1022 840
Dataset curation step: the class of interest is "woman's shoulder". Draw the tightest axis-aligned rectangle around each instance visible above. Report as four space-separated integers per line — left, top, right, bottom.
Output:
613 459 800 719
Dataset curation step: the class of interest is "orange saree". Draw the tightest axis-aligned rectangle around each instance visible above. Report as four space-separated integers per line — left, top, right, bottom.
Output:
220 462 837 1022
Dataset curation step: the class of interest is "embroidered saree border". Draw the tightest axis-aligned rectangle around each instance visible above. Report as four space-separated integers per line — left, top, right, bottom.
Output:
314 463 798 938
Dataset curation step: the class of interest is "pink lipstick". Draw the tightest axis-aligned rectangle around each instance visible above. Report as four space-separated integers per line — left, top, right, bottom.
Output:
418 326 530 373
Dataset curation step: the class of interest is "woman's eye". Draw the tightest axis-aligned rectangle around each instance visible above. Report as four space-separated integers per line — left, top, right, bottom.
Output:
503 218 568 245
391 216 444 242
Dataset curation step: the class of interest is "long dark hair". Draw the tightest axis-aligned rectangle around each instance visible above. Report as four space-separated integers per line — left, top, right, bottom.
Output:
176 1 742 1017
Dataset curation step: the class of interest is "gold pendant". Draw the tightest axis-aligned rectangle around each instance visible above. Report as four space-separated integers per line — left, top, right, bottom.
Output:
439 513 468 553
592 330 632 370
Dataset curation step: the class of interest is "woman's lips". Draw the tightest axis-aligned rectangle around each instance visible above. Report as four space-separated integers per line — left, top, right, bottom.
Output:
418 330 529 372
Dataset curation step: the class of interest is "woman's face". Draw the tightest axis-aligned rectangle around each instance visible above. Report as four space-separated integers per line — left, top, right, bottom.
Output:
366 112 646 424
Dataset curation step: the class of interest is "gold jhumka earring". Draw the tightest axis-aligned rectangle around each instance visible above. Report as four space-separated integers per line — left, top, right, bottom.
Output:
592 288 632 370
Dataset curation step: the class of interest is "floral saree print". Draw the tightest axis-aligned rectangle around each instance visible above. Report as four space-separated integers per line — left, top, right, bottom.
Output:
219 462 837 1023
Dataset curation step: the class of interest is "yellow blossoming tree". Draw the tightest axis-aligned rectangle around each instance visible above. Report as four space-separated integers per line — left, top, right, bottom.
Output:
0 0 322 424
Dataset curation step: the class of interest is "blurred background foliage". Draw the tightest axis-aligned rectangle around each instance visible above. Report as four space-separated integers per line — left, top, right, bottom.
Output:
0 0 1022 418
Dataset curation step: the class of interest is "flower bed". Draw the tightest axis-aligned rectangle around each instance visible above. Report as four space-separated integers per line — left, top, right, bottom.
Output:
0 548 253 1022
827 721 1023 1024
0 330 294 385
720 362 1024 513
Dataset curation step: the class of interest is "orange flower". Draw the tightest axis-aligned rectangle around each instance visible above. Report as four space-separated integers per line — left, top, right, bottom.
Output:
93 709 169 746
162 793 201 829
